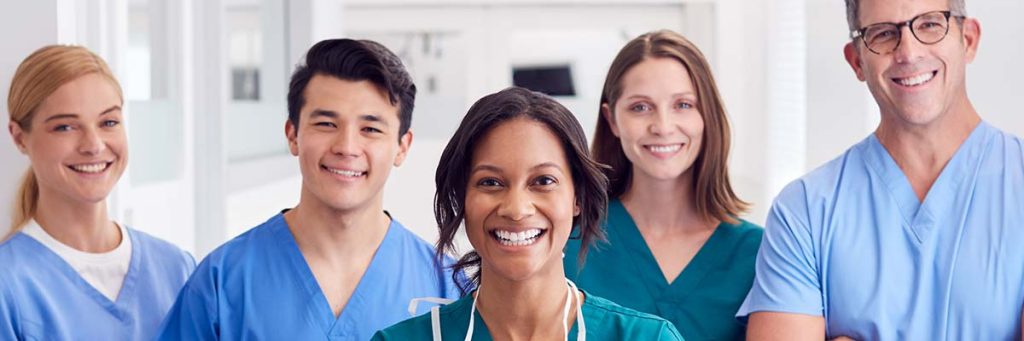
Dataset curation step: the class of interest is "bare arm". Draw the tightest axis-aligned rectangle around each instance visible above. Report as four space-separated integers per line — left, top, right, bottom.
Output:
747 312 824 341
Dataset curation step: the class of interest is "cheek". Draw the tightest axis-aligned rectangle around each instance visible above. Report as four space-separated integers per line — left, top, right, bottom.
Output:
463 193 491 240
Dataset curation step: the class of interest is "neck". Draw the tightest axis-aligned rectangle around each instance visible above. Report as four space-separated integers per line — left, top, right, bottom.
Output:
284 188 391 262
475 263 578 340
33 188 119 253
876 99 981 200
620 169 712 232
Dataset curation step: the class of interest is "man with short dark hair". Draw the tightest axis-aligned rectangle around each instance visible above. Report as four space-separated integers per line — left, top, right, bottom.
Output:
157 39 463 340
738 0 1024 339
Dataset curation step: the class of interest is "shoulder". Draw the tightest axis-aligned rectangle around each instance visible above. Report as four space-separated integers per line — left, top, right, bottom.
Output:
126 228 195 268
721 219 764 254
583 293 680 337
0 234 42 278
200 214 286 266
372 312 433 341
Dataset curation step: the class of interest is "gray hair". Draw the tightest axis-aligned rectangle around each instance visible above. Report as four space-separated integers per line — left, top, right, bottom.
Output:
845 0 967 31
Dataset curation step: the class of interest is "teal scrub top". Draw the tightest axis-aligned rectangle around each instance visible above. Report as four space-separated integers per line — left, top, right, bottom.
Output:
564 200 763 341
372 290 683 340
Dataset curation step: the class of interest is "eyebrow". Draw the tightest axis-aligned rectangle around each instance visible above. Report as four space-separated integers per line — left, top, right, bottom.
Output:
471 162 564 175
309 110 389 126
623 92 697 101
43 105 122 122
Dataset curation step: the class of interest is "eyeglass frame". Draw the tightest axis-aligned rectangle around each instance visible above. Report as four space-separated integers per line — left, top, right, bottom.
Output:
849 10 966 55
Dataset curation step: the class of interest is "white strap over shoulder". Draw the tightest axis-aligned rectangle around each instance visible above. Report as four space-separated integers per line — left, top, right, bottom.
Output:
409 297 456 317
431 306 443 341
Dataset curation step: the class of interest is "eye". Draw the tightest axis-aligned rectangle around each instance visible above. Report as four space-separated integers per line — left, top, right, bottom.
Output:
476 178 502 188
362 126 383 134
629 103 651 113
313 121 336 128
101 120 120 128
676 101 694 110
532 175 557 187
53 124 73 132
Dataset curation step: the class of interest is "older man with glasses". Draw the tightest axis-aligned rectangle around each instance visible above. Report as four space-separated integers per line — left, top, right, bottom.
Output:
737 0 1024 340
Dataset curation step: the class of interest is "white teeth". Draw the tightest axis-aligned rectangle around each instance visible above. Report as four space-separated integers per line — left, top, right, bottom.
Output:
70 163 108 174
325 167 364 177
494 228 543 246
896 72 935 87
646 144 682 153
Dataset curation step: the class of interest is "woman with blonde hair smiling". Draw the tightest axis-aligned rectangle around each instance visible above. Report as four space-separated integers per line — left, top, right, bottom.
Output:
0 45 194 340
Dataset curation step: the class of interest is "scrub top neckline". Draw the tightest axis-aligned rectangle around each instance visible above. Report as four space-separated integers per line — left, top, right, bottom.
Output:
13 227 142 321
862 121 992 243
607 199 734 302
272 212 400 338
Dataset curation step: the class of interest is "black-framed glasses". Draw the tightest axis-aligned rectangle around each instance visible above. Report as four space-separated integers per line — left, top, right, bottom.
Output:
850 10 963 54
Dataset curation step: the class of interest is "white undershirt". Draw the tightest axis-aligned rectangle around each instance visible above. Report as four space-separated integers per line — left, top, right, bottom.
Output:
22 219 132 302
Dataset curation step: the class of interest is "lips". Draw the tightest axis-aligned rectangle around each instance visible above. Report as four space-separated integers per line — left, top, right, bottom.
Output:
67 162 112 174
321 165 366 178
892 70 938 87
489 228 547 247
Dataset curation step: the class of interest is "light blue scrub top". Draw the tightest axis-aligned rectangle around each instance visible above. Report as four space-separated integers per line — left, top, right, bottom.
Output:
0 228 196 340
157 212 464 340
372 290 684 340
738 121 1024 340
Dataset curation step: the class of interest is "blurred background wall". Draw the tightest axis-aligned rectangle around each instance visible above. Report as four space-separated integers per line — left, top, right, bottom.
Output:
2 0 1021 258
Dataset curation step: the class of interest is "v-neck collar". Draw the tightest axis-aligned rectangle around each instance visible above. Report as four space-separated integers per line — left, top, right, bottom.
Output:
14 229 141 322
606 200 732 303
273 213 398 338
862 121 992 243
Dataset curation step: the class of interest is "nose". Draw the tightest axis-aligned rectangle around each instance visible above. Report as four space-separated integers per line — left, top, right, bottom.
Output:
77 127 104 156
648 109 676 136
497 187 535 222
892 25 925 64
329 127 360 157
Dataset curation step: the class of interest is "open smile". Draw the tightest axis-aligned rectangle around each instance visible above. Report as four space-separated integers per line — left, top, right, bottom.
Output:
489 228 548 247
321 165 366 178
67 161 112 174
891 70 938 88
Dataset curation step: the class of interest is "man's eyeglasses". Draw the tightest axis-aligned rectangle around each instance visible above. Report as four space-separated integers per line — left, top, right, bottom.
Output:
850 10 964 55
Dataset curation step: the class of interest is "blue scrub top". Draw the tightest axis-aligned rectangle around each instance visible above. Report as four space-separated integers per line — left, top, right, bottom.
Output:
157 212 464 340
372 290 684 340
0 228 196 340
738 121 1024 340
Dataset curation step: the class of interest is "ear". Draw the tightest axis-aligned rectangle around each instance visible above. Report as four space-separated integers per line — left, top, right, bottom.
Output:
844 42 867 82
285 120 299 156
961 18 981 63
393 129 413 167
601 103 621 137
9 121 28 154
573 200 581 217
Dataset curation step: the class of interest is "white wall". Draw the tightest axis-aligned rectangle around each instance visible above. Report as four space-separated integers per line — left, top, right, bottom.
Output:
0 1 62 236
968 1 1024 137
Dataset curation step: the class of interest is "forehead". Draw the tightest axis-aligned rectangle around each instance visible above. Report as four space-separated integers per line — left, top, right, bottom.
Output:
619 57 695 98
471 118 570 171
858 0 948 25
302 74 399 121
34 73 121 121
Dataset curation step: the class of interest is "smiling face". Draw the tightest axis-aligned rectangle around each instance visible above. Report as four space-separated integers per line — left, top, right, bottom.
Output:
844 0 979 127
605 57 705 184
464 117 578 283
286 74 412 213
9 73 126 205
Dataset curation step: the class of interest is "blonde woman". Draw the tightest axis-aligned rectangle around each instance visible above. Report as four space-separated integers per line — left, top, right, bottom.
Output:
1 45 194 340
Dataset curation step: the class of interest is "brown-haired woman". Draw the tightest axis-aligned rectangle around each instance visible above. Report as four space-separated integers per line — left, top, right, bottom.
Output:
563 30 763 341
374 87 682 340
0 45 194 340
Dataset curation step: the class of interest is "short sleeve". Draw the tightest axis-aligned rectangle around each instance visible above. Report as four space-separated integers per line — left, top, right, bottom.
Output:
736 180 824 321
155 261 220 340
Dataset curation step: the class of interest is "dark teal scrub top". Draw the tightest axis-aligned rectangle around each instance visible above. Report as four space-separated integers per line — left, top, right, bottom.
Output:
564 199 762 341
